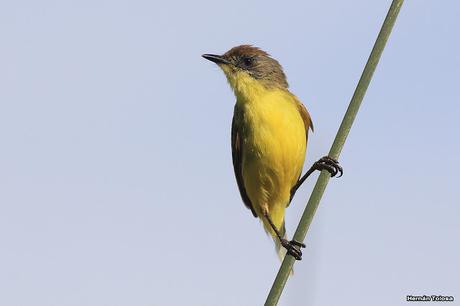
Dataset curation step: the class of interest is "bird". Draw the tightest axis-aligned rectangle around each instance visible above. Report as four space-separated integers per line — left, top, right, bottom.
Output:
202 45 342 260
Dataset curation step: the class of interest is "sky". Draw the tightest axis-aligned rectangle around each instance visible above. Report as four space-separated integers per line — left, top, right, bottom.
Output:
0 1 459 305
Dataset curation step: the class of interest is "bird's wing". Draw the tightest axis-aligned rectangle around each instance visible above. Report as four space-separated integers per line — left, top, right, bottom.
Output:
295 97 314 135
288 97 314 207
231 105 257 217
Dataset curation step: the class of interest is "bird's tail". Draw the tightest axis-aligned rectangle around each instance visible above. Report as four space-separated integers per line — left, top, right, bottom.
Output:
261 216 295 274
272 222 295 275
262 217 289 261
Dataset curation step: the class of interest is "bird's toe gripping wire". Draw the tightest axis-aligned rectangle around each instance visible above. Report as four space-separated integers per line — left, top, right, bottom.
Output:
290 156 343 203
313 156 343 178
264 212 306 261
280 239 306 261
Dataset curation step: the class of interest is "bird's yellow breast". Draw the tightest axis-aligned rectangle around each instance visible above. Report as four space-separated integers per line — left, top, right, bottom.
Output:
234 75 307 227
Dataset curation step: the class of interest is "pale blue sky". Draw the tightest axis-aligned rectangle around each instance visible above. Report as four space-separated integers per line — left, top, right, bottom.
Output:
0 1 459 305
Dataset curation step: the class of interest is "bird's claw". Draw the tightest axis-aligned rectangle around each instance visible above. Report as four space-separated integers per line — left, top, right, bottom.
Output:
314 156 343 178
280 238 306 260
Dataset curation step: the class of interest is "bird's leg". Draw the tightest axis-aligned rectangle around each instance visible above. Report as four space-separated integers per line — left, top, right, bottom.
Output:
290 156 343 202
264 212 306 261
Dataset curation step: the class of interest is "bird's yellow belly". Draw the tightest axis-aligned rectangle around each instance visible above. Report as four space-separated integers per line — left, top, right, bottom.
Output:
241 96 306 227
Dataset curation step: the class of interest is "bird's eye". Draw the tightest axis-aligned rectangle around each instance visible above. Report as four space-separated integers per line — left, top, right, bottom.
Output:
242 56 255 68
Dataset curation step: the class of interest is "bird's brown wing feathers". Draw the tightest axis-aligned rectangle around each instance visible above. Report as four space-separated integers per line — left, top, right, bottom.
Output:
231 106 257 217
286 98 314 207
295 98 314 134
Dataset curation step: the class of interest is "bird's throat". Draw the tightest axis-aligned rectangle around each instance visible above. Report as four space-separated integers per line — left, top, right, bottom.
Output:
226 72 270 105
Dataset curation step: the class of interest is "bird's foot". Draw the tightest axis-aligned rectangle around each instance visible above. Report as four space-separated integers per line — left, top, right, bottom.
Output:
280 238 306 260
313 156 343 178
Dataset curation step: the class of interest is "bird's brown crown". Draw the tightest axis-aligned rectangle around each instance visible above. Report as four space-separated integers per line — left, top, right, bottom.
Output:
221 45 288 88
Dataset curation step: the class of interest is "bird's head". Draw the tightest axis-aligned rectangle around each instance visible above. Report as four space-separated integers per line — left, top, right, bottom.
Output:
202 45 288 96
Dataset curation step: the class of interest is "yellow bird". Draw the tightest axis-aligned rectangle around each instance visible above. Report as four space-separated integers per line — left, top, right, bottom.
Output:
203 45 342 260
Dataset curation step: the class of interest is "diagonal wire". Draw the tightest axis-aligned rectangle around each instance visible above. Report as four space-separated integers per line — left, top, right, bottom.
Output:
264 0 405 305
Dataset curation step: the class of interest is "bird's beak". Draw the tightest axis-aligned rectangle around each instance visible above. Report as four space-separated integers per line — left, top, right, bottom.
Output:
202 54 230 65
